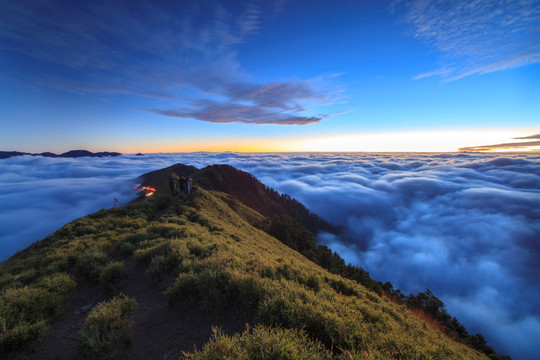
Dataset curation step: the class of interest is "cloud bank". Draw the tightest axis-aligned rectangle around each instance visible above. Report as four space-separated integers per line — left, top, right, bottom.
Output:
396 0 540 80
1 152 539 359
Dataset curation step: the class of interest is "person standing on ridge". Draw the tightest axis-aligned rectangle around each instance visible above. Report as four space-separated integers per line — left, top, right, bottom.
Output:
179 176 186 194
187 177 192 194
169 176 177 196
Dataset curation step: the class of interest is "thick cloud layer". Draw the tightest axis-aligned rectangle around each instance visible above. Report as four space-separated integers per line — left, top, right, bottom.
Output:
1 152 539 359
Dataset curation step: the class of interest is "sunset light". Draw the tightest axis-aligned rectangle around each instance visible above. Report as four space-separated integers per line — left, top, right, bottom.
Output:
286 129 539 153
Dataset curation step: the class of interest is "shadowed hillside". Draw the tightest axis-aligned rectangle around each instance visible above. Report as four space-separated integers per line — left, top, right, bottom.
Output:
0 164 505 359
141 163 333 234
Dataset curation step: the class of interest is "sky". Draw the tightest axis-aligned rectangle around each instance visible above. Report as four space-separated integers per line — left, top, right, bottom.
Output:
1 0 539 153
1 152 539 359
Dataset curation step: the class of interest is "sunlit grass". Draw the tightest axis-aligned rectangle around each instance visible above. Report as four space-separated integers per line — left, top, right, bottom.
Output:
0 187 489 359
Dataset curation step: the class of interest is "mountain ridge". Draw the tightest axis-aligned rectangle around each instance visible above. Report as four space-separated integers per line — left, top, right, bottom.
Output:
0 164 506 359
0 150 121 159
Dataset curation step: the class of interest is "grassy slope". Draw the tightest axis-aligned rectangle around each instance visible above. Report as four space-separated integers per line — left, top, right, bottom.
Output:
0 180 488 359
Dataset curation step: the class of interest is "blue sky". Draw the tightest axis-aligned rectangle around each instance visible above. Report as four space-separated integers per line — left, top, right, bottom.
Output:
1 0 539 153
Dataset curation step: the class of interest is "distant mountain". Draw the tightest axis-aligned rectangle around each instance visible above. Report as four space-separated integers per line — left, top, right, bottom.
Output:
57 150 122 158
0 149 121 159
0 151 28 159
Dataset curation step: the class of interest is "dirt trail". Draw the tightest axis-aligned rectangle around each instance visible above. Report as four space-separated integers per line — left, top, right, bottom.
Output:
119 258 254 360
6 275 104 360
7 257 254 360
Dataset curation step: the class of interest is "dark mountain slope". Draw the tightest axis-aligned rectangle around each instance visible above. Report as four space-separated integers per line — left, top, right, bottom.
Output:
140 163 198 193
141 164 383 293
141 163 333 234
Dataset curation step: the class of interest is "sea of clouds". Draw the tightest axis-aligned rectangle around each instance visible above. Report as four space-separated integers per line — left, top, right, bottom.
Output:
1 152 538 359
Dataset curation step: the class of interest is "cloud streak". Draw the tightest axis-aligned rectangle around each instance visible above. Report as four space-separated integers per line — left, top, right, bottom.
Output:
397 0 540 80
514 133 540 140
459 133 540 152
1 152 539 359
149 104 322 125
147 79 329 125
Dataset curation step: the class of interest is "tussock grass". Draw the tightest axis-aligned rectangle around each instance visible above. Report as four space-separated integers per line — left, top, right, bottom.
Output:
0 273 75 354
184 324 333 360
0 198 156 353
76 249 109 280
78 294 137 360
100 261 125 294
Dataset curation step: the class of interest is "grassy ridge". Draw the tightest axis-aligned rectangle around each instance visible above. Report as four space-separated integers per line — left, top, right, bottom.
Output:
1 183 488 359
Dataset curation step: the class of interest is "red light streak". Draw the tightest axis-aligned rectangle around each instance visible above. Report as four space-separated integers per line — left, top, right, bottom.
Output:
134 185 156 197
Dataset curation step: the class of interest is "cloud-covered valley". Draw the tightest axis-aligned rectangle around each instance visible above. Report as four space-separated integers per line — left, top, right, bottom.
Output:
1 152 539 359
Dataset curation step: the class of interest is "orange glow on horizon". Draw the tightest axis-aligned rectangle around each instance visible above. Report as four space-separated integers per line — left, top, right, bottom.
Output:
131 138 291 154
287 129 540 153
120 128 540 154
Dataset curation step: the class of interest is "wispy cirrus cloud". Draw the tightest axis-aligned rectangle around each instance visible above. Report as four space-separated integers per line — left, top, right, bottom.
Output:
0 1 332 125
413 67 452 80
396 0 540 80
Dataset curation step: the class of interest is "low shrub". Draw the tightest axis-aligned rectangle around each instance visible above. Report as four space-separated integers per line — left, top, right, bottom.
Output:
257 291 345 352
304 274 321 292
121 232 155 245
117 241 136 255
328 278 359 297
184 324 333 360
0 321 47 355
78 295 137 360
146 255 174 279
147 224 183 239
100 262 125 294
0 274 75 354
133 242 177 265
37 272 75 291
76 249 109 280
165 269 266 310
187 242 217 259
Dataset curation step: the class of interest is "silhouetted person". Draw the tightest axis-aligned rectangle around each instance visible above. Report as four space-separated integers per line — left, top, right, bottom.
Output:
179 176 186 193
169 176 176 196
187 177 192 194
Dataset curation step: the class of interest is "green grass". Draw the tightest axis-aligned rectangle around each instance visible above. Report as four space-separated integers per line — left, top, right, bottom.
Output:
78 294 137 360
184 324 333 360
0 199 155 353
0 273 75 354
77 249 109 280
100 261 125 294
0 184 490 359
